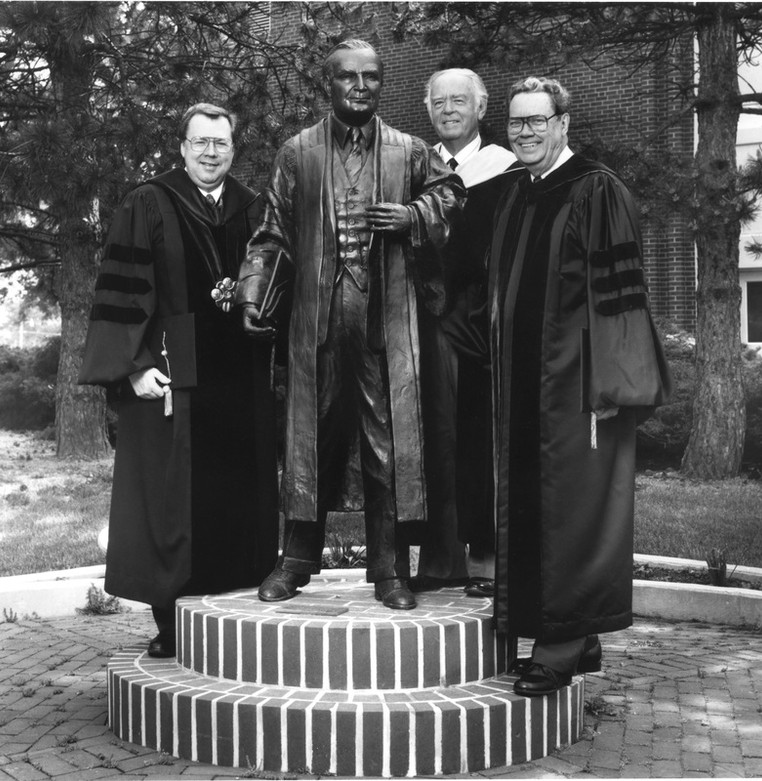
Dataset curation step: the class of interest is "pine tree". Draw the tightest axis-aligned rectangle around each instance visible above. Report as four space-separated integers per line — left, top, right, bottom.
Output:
0 1 326 457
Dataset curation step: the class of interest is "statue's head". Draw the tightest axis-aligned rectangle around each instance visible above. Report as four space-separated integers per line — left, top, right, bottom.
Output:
324 39 383 127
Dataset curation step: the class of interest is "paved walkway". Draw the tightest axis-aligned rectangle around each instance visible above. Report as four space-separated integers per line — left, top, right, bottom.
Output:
1 609 761 779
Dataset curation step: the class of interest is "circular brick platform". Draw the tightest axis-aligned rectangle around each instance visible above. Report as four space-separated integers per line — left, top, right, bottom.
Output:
107 571 584 776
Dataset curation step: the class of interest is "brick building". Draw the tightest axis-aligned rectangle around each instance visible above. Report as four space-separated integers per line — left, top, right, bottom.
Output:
242 2 698 330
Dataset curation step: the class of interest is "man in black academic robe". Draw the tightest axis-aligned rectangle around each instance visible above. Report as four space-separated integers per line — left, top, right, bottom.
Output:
489 78 671 696
79 104 279 657
414 67 517 596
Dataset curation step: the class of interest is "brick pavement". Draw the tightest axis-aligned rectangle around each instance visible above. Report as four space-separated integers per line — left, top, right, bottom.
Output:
0 609 761 779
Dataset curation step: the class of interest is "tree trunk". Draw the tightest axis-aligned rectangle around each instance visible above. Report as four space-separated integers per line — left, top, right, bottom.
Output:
55 221 109 459
49 17 110 460
681 4 746 478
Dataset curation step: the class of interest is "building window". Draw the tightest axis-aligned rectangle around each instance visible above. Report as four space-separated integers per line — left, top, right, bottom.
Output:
748 281 762 343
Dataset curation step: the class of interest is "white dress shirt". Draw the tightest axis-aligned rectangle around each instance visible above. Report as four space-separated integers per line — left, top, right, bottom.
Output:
435 133 483 169
532 145 575 181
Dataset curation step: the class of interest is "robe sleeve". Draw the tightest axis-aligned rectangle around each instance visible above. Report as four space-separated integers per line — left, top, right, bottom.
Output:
407 138 466 250
78 188 161 386
407 138 467 315
577 172 672 412
235 142 297 321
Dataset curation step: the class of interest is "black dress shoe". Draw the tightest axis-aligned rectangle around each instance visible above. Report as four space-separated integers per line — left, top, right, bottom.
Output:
510 634 602 675
513 663 571 697
374 578 417 610
258 566 310 602
463 577 495 597
147 631 176 658
575 635 602 672
409 575 468 592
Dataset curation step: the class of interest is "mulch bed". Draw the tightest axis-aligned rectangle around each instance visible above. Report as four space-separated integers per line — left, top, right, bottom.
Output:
634 563 762 591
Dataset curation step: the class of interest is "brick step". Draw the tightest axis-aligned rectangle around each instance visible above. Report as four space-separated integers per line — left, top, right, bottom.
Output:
108 646 584 777
175 572 507 689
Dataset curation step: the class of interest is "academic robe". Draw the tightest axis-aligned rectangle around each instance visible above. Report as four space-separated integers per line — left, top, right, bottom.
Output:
236 115 465 523
417 143 518 578
489 155 671 640
79 168 279 609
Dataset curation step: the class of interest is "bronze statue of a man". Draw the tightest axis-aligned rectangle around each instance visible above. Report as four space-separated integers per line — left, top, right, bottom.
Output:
236 40 465 609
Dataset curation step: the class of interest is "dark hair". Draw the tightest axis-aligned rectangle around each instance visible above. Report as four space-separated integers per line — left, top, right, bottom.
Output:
178 103 237 141
509 77 571 115
323 39 383 81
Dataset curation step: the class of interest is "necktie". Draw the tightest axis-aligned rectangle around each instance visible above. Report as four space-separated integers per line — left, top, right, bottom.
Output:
448 157 458 170
205 193 221 223
345 127 363 185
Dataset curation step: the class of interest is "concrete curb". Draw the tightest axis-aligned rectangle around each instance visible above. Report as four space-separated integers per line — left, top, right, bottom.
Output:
632 553 762 627
0 564 147 618
633 579 762 627
2 555 761 626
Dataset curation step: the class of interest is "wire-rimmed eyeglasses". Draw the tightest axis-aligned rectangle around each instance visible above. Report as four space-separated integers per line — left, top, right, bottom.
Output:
185 137 233 153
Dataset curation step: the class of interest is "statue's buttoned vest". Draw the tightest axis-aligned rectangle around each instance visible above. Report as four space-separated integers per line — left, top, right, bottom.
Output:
333 143 373 292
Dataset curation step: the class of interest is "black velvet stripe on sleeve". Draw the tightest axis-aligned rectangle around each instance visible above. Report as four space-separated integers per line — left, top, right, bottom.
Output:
105 243 152 265
95 274 153 295
595 292 649 316
590 241 640 268
591 268 646 294
90 303 149 324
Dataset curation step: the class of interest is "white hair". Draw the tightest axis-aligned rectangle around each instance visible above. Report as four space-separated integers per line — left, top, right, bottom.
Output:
423 68 488 117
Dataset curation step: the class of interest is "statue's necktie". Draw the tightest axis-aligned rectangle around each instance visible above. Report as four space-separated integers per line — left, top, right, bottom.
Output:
345 127 363 185
448 157 458 170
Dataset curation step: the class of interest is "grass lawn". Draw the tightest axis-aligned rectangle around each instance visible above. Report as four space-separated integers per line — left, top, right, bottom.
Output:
634 473 762 566
2 428 762 575
0 430 111 577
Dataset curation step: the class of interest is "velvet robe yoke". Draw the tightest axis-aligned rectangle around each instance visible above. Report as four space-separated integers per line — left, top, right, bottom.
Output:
489 156 671 641
78 169 280 609
239 116 464 523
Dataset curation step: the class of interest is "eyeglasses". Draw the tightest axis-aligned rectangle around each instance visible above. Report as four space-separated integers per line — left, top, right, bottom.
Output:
185 137 233 153
507 113 560 135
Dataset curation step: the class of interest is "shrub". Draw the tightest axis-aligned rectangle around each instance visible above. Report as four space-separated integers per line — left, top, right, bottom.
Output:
0 338 58 431
636 319 694 469
743 350 762 462
0 346 22 374
29 336 61 377
76 584 125 616
637 319 762 472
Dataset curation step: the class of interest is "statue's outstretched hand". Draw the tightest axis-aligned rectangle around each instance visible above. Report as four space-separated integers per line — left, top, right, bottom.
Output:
241 304 277 341
366 203 412 234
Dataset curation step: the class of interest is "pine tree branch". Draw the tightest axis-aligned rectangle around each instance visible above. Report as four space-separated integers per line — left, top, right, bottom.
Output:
0 258 60 274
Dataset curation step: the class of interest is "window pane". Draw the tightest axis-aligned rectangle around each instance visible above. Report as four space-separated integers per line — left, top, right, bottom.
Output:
748 281 762 342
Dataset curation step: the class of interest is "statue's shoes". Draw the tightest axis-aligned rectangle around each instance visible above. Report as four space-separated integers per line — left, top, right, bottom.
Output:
258 567 310 602
374 578 417 610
